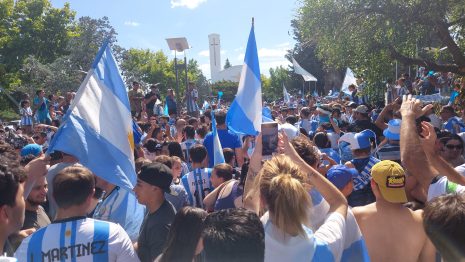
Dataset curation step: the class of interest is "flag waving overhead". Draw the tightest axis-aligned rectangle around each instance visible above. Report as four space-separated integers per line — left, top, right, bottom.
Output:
283 84 291 105
226 19 262 135
292 57 317 82
47 42 136 192
211 110 225 166
341 68 358 95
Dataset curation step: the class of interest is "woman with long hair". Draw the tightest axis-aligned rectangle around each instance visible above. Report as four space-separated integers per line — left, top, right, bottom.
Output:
156 206 207 262
245 133 348 261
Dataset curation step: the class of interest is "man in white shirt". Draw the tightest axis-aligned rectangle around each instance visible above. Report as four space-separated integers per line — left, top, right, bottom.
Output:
16 166 139 262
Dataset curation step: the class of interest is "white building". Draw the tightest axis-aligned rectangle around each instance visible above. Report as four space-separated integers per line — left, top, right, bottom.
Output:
209 33 242 83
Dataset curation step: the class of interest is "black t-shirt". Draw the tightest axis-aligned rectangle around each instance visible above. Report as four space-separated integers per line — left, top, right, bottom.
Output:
23 206 51 230
137 200 176 262
348 119 383 141
145 92 160 111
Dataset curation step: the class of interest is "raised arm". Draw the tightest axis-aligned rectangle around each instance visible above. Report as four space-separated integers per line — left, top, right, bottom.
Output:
243 134 263 214
282 132 348 217
420 121 465 186
400 95 437 187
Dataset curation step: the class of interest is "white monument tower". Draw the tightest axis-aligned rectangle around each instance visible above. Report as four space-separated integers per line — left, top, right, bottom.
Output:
208 34 221 82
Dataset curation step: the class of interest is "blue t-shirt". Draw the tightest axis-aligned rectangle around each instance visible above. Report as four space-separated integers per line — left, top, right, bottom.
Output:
203 129 242 167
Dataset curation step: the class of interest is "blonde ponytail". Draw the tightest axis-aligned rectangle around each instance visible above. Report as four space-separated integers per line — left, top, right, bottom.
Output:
259 155 312 236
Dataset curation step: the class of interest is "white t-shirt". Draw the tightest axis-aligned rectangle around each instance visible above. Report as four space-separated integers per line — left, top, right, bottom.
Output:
261 212 345 262
427 176 465 201
455 164 465 177
15 217 139 262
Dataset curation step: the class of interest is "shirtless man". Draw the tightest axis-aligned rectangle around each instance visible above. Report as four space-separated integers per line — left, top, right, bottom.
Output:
352 160 435 262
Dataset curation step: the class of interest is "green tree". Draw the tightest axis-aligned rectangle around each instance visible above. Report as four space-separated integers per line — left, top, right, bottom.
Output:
0 0 77 91
266 66 291 101
295 0 465 102
224 58 232 69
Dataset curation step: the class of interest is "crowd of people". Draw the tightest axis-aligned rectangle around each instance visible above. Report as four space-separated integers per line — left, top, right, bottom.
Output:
1 72 465 261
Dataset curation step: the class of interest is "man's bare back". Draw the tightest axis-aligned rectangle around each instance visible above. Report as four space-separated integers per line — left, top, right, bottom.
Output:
353 202 435 262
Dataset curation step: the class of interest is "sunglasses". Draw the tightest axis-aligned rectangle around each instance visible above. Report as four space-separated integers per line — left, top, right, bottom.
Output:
32 136 40 139
445 144 463 150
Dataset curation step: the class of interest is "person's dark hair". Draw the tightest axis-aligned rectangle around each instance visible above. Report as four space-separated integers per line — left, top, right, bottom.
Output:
167 142 184 161
189 144 208 163
423 193 465 261
441 134 464 154
0 147 26 207
353 147 372 156
188 118 198 126
154 155 173 169
35 89 44 96
151 127 163 139
144 138 160 153
196 125 208 139
214 110 227 125
160 207 207 262
203 208 264 262
203 110 212 121
213 163 233 181
313 132 330 149
183 125 196 139
286 115 298 125
300 107 311 118
135 157 152 173
20 154 36 166
223 148 235 164
53 166 95 209
441 105 456 115
20 100 30 108
290 136 319 167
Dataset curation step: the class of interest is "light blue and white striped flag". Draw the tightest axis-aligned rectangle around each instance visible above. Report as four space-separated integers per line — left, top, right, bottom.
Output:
47 41 136 192
283 84 291 105
226 20 262 135
309 189 370 261
211 110 225 166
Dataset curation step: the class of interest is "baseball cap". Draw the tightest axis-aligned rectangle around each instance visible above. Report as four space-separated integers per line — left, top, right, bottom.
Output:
326 165 357 190
339 129 376 150
138 162 173 193
20 144 43 157
383 119 401 140
355 105 369 114
371 160 407 203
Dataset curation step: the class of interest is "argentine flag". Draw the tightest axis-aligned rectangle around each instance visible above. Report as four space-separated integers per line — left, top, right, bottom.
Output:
211 110 225 166
309 189 370 261
283 84 291 105
226 20 262 135
47 42 136 192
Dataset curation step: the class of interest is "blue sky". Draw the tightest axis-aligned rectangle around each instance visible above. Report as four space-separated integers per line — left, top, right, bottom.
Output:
50 0 299 79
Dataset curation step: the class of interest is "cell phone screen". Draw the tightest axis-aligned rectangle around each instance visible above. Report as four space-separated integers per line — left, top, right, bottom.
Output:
262 122 278 156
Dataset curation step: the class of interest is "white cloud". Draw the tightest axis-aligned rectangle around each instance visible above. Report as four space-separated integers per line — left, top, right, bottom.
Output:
221 50 226 55
276 42 290 48
124 21 140 27
200 63 211 79
258 48 287 58
198 50 209 57
170 0 207 9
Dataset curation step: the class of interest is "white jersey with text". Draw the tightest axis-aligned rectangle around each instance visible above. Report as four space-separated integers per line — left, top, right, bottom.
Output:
181 168 213 208
15 217 139 262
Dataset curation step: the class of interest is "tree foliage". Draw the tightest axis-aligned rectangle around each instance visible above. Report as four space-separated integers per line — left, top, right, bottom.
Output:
0 0 209 110
224 58 232 69
295 0 465 102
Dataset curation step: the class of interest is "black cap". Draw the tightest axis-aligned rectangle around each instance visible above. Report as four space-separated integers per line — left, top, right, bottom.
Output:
138 162 173 193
